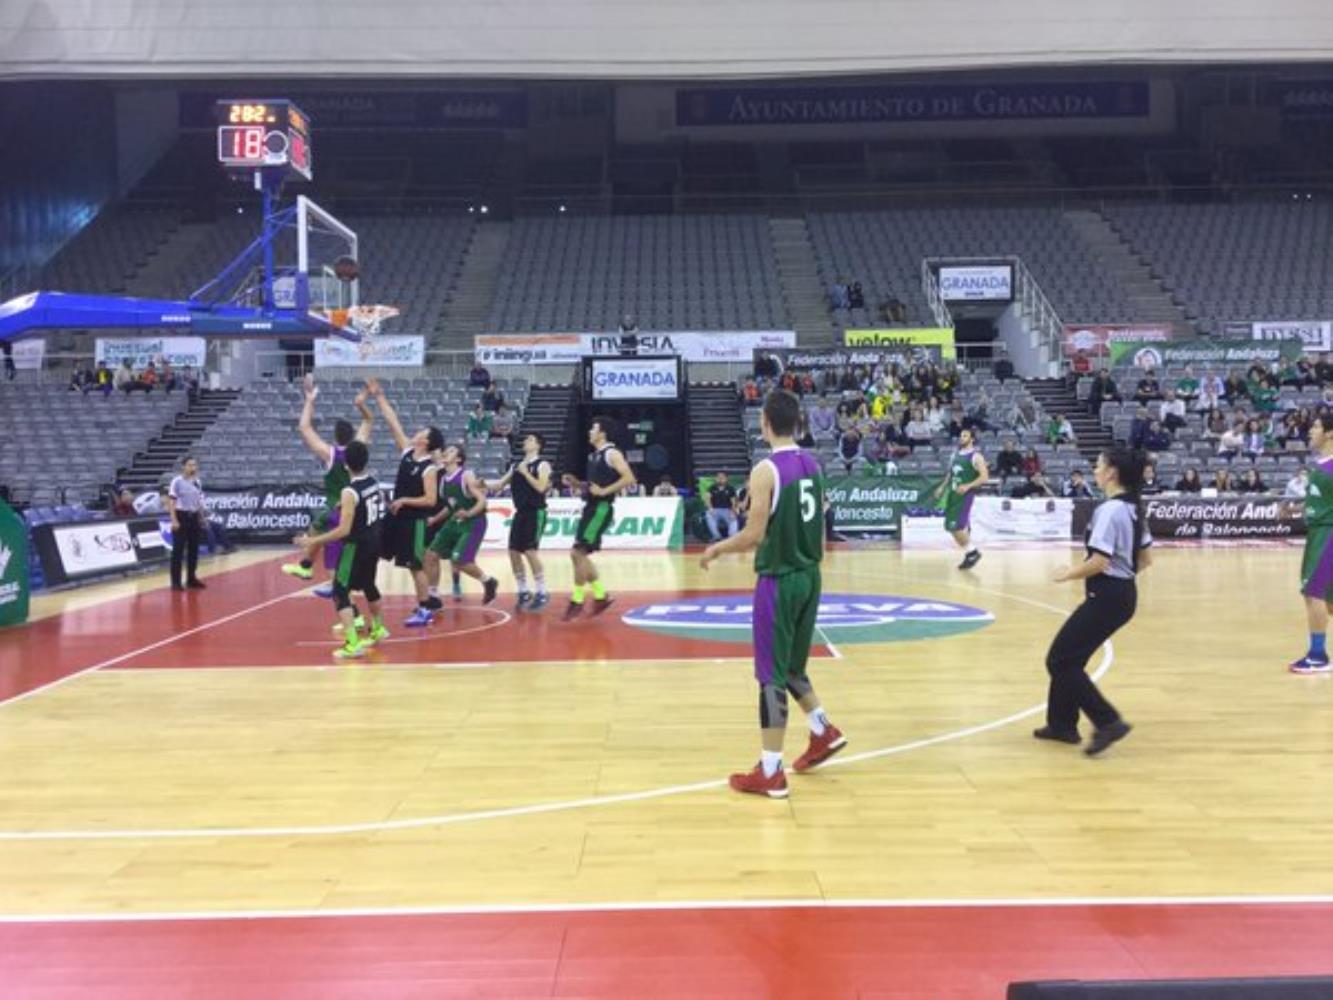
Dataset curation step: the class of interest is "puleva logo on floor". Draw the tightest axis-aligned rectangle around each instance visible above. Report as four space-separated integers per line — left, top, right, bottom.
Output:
622 593 993 645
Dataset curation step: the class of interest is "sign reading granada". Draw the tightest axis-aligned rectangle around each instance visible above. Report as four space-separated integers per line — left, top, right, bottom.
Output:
622 593 993 645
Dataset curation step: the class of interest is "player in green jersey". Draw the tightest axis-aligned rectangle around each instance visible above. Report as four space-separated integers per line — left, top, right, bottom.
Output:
701 390 846 799
281 375 375 593
933 428 989 570
1292 412 1333 673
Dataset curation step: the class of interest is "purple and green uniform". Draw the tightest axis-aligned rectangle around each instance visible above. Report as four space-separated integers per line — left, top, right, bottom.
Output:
1300 455 1333 600
752 447 825 687
943 447 983 532
429 467 487 564
317 445 351 570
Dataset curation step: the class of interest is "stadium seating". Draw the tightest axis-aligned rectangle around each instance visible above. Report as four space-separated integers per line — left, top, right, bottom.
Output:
37 206 178 296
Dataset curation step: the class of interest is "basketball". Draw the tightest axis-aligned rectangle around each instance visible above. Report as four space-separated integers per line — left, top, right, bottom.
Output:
333 255 359 282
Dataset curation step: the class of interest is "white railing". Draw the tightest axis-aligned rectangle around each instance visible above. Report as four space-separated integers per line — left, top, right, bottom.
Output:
920 258 955 330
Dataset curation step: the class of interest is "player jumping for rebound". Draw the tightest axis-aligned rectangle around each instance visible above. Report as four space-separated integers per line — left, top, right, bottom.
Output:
281 375 375 594
1292 413 1333 673
489 433 553 611
934 427 989 570
564 416 636 621
370 381 442 625
700 390 847 799
292 440 390 660
417 444 498 623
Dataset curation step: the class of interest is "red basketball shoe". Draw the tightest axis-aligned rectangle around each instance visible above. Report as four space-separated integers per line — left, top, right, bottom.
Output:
792 725 847 773
728 763 789 799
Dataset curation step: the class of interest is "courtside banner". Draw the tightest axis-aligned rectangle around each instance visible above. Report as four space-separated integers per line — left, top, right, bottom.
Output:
761 346 942 371
479 497 684 551
842 328 956 360
825 475 936 533
0 498 29 625
938 265 1012 301
1142 496 1306 540
11 337 45 371
1061 324 1174 358
475 331 795 365
1251 320 1332 354
204 486 326 542
31 517 171 586
314 335 425 368
970 496 1073 542
1108 338 1304 368
96 336 206 370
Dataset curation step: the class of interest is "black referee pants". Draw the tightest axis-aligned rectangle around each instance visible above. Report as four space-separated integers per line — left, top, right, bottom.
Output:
171 510 203 587
1045 575 1136 732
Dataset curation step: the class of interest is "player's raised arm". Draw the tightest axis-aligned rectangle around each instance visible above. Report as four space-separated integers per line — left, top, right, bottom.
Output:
297 379 333 465
353 379 376 443
700 461 774 569
371 381 410 452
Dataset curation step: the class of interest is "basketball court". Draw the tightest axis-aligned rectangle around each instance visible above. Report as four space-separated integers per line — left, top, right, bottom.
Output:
3 542 1332 996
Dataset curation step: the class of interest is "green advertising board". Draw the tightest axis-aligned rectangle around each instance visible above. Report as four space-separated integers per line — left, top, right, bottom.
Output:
1108 338 1305 368
826 474 937 533
0 497 30 627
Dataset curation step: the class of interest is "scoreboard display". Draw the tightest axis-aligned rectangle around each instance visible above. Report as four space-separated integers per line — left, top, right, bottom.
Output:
216 100 312 180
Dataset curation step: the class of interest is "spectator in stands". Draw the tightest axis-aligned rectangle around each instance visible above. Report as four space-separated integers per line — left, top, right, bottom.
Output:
1287 466 1310 499
1242 419 1266 459
1133 369 1162 404
1317 353 1333 386
754 352 782 382
1250 372 1280 414
1223 370 1250 404
827 279 849 311
1282 410 1311 447
1012 472 1055 499
159 360 180 393
869 388 892 422
878 420 910 459
1088 370 1121 414
706 472 739 540
465 402 493 441
1141 463 1163 496
880 293 907 325
780 369 799 394
945 406 965 440
1063 470 1093 499
799 370 817 396
111 488 136 517
847 281 865 310
810 398 836 439
1007 400 1034 439
995 440 1024 482
838 426 864 473
180 366 200 396
992 344 1016 384
1212 468 1235 493
114 359 141 394
1238 468 1269 495
1195 376 1222 414
1203 409 1229 441
925 396 946 435
1022 447 1042 478
94 361 113 396
482 381 505 412
795 417 816 450
1285 356 1318 388
741 378 762 406
491 404 516 440
1129 407 1152 449
69 366 94 393
1174 468 1204 494
905 408 933 450
935 365 957 404
1160 388 1188 432
966 388 993 431
652 475 677 498
469 361 491 388
1045 414 1076 445
1175 366 1200 403
139 362 159 392
1142 419 1172 452
1217 420 1245 459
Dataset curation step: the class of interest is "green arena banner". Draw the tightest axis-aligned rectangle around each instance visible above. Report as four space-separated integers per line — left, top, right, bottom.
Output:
1108 338 1305 368
826 474 937 533
843 327 957 359
0 497 31 627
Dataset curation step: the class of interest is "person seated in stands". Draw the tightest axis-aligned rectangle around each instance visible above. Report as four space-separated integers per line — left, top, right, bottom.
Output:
799 370 817 396
180 365 200 395
159 360 180 393
1011 471 1055 499
1006 400 1034 438
838 426 864 473
754 351 782 382
1088 370 1121 413
69 366 94 393
490 404 516 440
847 281 865 310
934 366 956 404
482 381 505 412
1195 375 1222 414
808 397 836 438
1238 468 1269 495
1286 466 1309 499
1129 406 1152 449
1285 356 1318 388
469 361 491 387
1022 447 1043 479
139 362 159 392
924 396 947 434
1223 369 1250 404
1045 414 1076 446
995 439 1024 481
869 387 892 422
741 377 762 406
1174 468 1204 494
1281 410 1311 447
945 407 965 441
111 488 136 517
93 361 114 396
1250 372 1280 413
795 417 816 450
1160 388 1188 432
780 369 799 394
878 420 911 459
1140 463 1163 495
652 475 677 498
1142 419 1173 452
1175 365 1200 403
1133 368 1162 404
1203 409 1229 441
904 408 933 450
115 358 143 394
1317 353 1333 387
1063 469 1093 498
1241 418 1266 458
992 344 1016 383
1217 420 1245 459
1212 468 1235 493
465 401 492 441
828 278 849 311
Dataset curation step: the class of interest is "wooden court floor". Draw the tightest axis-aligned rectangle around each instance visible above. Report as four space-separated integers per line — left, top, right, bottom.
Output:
2 542 1332 995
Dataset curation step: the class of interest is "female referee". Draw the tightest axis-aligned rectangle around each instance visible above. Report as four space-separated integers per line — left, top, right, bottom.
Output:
1035 447 1152 756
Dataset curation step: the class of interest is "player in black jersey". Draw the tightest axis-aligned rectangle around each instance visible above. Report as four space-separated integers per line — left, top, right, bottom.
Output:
489 432 553 611
292 440 389 660
563 416 636 621
370 382 442 624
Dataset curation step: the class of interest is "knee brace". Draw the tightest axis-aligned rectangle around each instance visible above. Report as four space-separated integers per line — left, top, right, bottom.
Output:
759 684 790 729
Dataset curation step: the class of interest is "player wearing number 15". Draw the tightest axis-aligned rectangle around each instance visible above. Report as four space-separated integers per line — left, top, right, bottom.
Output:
700 390 847 799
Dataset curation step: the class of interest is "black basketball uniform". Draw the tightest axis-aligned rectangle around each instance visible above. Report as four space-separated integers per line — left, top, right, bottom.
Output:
386 447 435 568
574 445 621 553
508 457 550 552
334 474 386 598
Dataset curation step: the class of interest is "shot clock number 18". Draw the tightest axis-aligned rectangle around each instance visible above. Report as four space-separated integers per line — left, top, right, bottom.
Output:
215 100 313 181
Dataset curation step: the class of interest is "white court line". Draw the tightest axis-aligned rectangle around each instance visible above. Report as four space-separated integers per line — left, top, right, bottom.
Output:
4 891 1332 924
0 590 303 710
294 608 512 647
0 643 1111 842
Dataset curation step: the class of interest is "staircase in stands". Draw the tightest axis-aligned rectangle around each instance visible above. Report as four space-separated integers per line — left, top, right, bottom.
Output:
512 383 577 475
687 382 751 486
118 389 241 492
1023 378 1111 463
437 222 511 351
768 217 839 347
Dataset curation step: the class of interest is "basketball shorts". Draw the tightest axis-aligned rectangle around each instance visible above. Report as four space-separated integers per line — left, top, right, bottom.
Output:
752 567 822 688
943 492 975 533
317 506 343 571
1301 526 1333 602
388 515 427 570
573 499 614 553
429 516 487 564
508 508 547 552
334 538 381 594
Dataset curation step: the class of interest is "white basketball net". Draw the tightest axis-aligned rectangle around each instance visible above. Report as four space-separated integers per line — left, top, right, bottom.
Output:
344 305 400 358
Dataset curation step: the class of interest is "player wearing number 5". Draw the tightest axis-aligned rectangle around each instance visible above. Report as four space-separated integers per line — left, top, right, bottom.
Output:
934 427 989 570
701 390 847 799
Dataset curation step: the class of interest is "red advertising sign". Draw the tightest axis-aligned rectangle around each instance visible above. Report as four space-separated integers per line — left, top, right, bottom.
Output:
1061 324 1175 358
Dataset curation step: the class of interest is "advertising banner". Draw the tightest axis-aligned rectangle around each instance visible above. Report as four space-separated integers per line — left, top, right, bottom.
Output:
939 265 1012 301
0 498 29 626
760 346 945 373
96 336 207 370
1061 324 1175 359
203 485 326 542
588 357 681 400
969 496 1074 542
1141 496 1307 540
842 327 957 360
10 337 45 371
825 475 936 533
479 497 683 551
1251 320 1332 354
475 331 795 365
31 516 172 587
1108 338 1305 369
314 335 426 368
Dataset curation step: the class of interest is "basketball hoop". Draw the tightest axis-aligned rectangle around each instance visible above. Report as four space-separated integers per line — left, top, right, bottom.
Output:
327 304 399 357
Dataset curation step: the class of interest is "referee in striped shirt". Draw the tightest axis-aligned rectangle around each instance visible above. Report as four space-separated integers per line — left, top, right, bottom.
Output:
167 456 206 591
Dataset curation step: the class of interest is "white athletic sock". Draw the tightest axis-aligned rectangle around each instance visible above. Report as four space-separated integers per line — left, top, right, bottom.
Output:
428 586 440 599
535 572 547 595
515 569 528 591
966 543 979 554
760 750 783 777
808 707 829 736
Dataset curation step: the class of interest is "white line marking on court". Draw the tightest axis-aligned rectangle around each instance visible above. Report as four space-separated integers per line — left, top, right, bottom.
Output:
0 644 1111 841
293 608 512 647
3 891 1331 924
0 590 304 710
